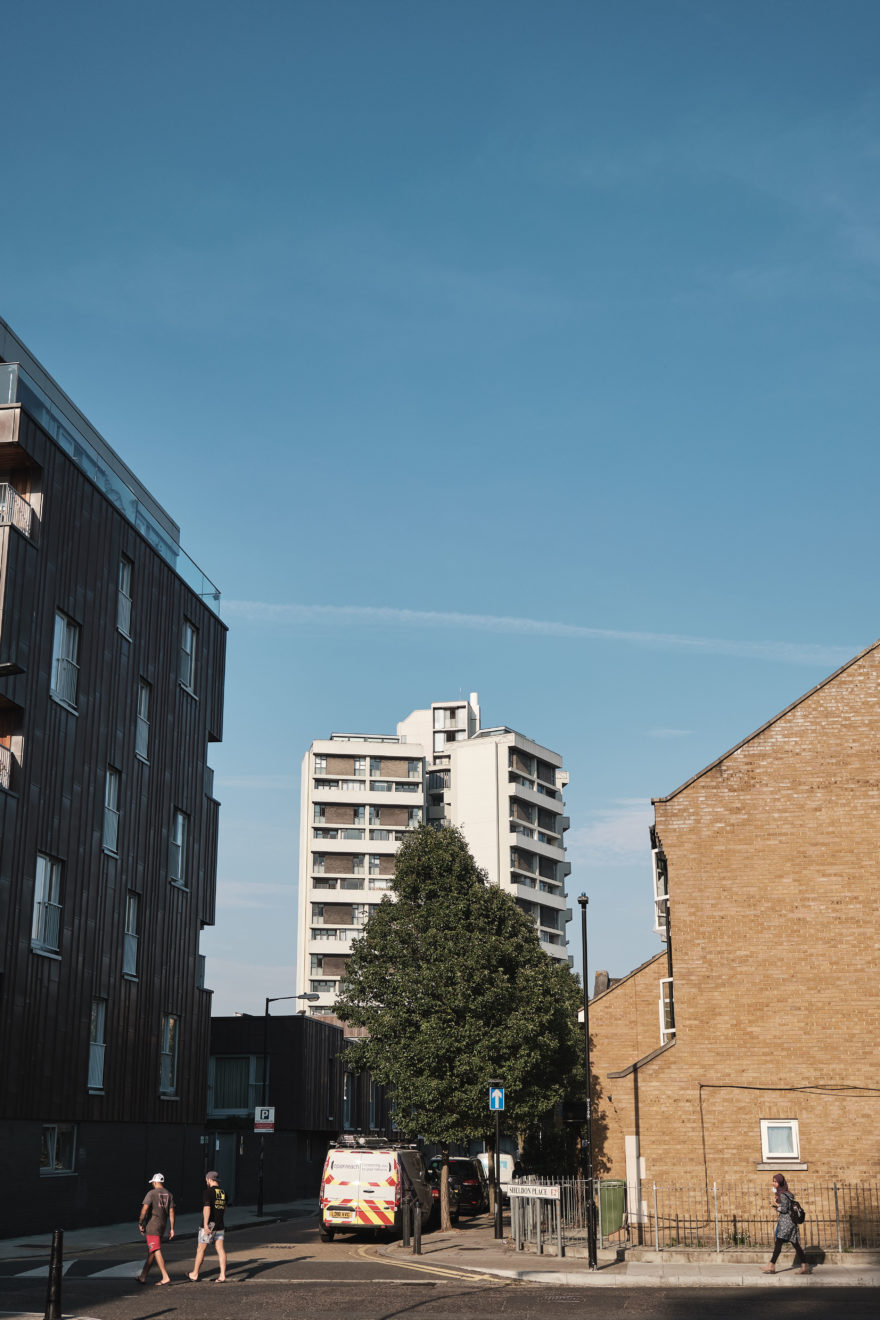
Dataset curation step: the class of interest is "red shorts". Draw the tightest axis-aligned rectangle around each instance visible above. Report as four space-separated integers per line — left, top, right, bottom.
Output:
145 1235 162 1253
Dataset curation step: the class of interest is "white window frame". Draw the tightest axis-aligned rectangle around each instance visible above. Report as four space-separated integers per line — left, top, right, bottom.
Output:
652 848 669 936
160 1012 180 1095
179 619 197 691
136 679 150 761
169 810 188 887
760 1118 800 1163
117 556 133 637
659 977 675 1044
31 853 62 952
103 766 120 853
89 998 106 1091
314 754 326 774
51 612 80 709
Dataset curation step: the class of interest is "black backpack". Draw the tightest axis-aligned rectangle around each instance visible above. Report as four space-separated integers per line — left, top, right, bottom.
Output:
788 1196 806 1225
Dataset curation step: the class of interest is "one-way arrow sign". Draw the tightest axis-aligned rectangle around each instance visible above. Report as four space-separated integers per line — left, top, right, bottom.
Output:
489 1086 505 1111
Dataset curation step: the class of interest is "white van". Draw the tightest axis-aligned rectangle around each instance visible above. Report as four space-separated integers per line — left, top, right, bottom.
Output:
477 1151 516 1201
319 1139 433 1240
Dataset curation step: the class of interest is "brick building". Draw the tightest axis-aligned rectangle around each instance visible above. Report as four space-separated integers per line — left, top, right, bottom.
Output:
589 641 880 1195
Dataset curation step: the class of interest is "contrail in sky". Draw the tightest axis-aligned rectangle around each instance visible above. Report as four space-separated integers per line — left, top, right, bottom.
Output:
222 600 856 668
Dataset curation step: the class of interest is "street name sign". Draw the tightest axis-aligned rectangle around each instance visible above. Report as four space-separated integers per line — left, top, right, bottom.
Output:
508 1183 560 1200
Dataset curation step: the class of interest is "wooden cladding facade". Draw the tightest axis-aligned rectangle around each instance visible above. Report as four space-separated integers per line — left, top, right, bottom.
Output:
0 395 226 1232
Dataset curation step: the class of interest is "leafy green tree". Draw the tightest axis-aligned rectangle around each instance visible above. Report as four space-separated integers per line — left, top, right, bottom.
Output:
334 825 581 1228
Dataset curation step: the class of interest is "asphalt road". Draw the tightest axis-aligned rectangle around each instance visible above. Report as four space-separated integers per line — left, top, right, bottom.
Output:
0 1214 875 1320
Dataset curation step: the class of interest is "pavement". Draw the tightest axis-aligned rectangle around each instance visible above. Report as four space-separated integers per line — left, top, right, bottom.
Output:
381 1219 880 1287
1 1198 879 1293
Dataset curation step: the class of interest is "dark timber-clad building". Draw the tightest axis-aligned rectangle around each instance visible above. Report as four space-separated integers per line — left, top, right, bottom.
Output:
0 319 226 1235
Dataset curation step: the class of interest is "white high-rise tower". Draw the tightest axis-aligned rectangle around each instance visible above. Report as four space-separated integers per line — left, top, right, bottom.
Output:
296 694 571 1017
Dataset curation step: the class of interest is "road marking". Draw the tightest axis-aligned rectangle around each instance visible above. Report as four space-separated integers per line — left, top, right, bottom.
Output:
354 1243 504 1284
14 1263 74 1278
88 1262 144 1279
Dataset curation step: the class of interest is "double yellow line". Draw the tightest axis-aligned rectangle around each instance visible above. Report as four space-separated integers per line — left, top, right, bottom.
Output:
355 1242 502 1284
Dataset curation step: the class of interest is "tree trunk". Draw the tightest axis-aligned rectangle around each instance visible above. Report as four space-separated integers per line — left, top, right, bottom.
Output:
440 1143 452 1230
487 1135 497 1217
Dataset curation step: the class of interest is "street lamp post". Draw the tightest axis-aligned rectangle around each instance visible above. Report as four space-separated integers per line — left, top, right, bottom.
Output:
256 993 319 1216
578 894 598 1270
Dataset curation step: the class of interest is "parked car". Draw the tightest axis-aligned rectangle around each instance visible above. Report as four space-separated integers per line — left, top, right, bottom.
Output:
318 1137 434 1241
426 1166 461 1224
427 1156 489 1215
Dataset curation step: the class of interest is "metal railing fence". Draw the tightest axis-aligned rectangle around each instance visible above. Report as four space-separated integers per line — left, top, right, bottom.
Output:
514 1177 880 1254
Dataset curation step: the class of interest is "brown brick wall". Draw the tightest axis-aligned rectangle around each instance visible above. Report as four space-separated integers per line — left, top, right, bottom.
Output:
316 853 362 875
590 643 880 1185
322 904 354 925
378 855 396 876
378 758 410 777
326 755 356 775
378 806 408 827
325 804 360 825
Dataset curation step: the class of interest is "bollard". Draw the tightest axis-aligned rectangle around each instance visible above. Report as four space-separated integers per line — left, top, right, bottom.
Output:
401 1197 411 1248
412 1200 422 1255
44 1228 63 1320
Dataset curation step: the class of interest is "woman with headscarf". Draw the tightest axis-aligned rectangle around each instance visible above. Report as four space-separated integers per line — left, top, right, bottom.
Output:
762 1173 811 1274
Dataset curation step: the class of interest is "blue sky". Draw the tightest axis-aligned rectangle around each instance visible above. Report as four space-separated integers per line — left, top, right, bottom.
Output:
4 1 880 1013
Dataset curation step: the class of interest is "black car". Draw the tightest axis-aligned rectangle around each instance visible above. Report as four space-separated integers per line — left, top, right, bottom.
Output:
426 1167 461 1224
428 1157 489 1216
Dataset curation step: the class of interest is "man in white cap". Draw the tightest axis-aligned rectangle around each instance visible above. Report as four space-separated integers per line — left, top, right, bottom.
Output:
137 1173 175 1285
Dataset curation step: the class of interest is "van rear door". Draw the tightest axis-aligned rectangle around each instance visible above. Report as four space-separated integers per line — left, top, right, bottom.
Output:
321 1150 363 1228
355 1151 398 1228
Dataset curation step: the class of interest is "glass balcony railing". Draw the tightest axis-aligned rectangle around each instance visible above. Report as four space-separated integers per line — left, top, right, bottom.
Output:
1 362 221 613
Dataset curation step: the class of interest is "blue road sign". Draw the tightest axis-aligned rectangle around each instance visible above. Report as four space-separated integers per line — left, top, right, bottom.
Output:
489 1086 505 1111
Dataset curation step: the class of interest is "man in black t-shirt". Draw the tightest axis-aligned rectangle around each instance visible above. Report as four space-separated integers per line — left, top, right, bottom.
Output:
187 1171 228 1282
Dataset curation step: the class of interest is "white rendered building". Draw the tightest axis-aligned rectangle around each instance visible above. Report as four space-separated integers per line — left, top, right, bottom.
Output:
296 694 571 1016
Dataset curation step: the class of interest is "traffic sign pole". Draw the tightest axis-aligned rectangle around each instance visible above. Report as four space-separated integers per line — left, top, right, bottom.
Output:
493 1107 502 1238
489 1080 504 1240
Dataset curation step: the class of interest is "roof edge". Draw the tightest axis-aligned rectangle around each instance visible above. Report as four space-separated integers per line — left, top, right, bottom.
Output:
591 949 667 1004
653 636 880 805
